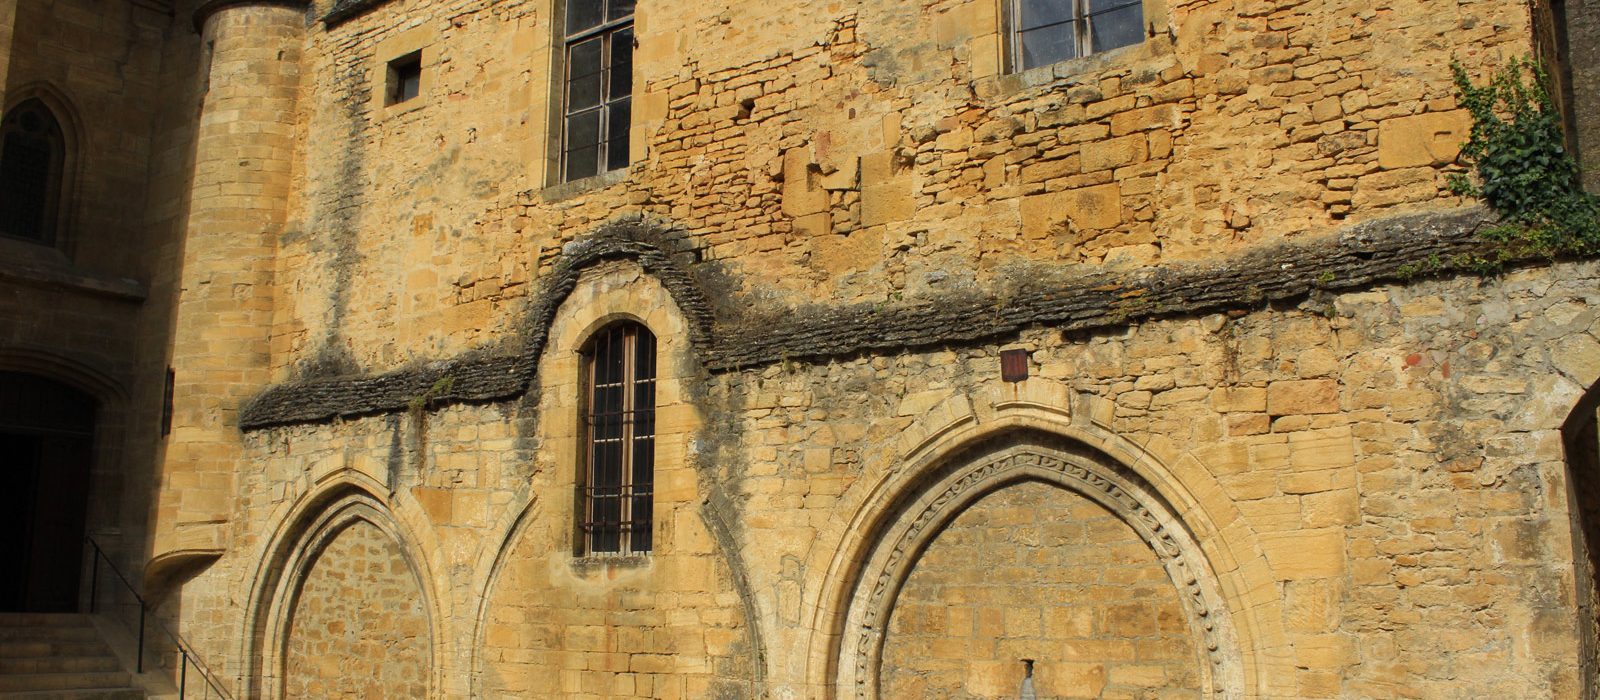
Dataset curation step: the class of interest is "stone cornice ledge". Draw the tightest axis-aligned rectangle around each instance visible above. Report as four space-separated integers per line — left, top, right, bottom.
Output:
241 207 1525 431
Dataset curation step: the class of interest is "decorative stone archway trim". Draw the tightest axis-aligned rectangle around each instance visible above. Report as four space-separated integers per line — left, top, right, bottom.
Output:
830 437 1245 699
241 486 440 699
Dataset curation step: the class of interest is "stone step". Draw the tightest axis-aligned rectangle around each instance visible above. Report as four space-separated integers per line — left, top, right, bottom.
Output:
0 671 135 693
0 689 145 700
0 654 122 674
0 613 96 627
0 640 112 659
0 625 101 642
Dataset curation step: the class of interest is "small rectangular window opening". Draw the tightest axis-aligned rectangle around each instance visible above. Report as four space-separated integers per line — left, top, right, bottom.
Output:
387 51 423 106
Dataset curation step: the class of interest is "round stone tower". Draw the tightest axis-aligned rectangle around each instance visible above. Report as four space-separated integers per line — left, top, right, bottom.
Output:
152 0 306 566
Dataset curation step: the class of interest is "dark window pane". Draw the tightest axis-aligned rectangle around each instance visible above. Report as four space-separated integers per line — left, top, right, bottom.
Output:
1089 4 1143 52
629 488 651 552
566 0 604 35
0 102 61 244
566 146 599 181
606 98 631 171
567 106 602 177
1018 0 1077 31
1019 25 1077 69
637 331 655 379
568 39 605 111
608 0 635 21
583 322 655 554
609 28 634 99
1088 0 1140 14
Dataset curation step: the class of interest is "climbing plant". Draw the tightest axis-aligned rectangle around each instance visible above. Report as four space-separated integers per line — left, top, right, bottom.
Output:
1448 57 1600 258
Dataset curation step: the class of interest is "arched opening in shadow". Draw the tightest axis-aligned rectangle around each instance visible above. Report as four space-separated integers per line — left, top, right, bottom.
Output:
0 370 96 612
1563 380 1600 698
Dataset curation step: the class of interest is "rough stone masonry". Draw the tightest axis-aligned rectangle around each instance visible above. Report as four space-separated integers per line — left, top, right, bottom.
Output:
2 0 1599 698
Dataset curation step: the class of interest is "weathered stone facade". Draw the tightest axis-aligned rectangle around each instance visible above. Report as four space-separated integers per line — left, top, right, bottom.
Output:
4 0 1600 698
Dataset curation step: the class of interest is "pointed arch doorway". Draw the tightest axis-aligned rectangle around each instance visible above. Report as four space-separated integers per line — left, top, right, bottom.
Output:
0 371 96 612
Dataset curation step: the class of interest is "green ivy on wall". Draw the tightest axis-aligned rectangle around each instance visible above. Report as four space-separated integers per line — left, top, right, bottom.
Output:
1449 57 1600 260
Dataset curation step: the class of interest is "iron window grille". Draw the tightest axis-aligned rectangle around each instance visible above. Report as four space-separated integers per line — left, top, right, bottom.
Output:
579 321 655 555
561 0 634 182
0 100 65 245
1009 0 1145 71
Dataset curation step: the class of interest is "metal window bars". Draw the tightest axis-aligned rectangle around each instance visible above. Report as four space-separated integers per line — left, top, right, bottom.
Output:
85 536 233 699
580 322 655 554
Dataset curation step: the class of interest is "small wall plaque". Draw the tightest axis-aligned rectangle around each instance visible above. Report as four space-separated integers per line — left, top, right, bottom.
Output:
1000 348 1029 382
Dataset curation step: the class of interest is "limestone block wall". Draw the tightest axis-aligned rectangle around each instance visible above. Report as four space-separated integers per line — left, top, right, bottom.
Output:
158 254 1600 699
0 0 186 574
156 2 305 559
133 0 1600 697
282 519 430 698
880 481 1201 698
265 0 1536 381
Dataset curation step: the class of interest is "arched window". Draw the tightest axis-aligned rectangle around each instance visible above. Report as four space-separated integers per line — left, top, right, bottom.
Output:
579 321 655 554
0 99 66 245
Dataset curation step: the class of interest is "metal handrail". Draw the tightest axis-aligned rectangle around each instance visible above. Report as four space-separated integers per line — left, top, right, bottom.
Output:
85 536 233 700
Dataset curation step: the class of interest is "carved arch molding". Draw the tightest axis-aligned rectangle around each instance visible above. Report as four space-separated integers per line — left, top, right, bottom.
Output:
835 437 1244 699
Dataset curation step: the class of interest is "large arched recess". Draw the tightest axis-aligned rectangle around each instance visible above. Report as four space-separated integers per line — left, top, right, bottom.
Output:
816 424 1250 700
0 349 127 613
240 481 441 699
1563 377 1600 699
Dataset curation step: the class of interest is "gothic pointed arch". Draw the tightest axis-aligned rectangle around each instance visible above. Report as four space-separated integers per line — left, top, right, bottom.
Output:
0 84 82 249
242 484 439 699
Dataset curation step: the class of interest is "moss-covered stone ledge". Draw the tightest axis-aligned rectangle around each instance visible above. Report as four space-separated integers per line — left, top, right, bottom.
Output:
241 206 1537 430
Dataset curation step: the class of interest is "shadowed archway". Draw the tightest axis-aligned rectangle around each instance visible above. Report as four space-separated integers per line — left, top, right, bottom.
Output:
0 371 96 612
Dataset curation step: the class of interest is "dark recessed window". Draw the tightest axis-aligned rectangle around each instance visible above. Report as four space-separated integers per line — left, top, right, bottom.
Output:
579 321 655 555
0 100 66 245
561 0 633 182
1010 0 1144 71
387 51 423 106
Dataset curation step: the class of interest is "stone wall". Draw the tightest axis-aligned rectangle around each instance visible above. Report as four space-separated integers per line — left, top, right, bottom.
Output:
283 519 430 699
262 0 1530 381
81 0 1600 697
157 254 1600 698
881 481 1201 699
0 0 183 578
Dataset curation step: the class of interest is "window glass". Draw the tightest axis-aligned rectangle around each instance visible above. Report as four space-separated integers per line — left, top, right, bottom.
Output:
566 0 604 35
1089 3 1143 52
582 323 656 554
1012 0 1144 70
608 0 636 22
0 101 63 245
561 1 633 182
609 27 634 100
606 99 631 171
1019 25 1077 69
1018 0 1075 30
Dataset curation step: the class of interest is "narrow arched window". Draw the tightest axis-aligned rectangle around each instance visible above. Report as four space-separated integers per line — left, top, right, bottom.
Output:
0 100 66 245
580 321 655 554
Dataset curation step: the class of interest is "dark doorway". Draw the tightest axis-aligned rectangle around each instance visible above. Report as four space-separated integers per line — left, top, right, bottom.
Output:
0 371 96 612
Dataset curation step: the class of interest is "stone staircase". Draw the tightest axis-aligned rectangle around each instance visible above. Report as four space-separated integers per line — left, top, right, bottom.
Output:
0 613 143 699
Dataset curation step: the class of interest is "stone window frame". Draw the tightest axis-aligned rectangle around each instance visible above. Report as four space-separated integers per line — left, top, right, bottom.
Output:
554 0 635 184
385 50 424 106
576 318 656 556
369 28 431 118
0 95 74 249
